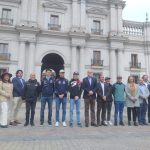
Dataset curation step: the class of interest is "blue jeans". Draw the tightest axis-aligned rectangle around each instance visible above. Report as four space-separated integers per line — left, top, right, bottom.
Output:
114 101 124 123
40 96 53 123
56 97 67 122
139 100 148 124
70 99 81 124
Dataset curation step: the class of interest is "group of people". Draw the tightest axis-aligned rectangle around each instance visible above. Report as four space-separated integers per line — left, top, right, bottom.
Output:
0 68 150 128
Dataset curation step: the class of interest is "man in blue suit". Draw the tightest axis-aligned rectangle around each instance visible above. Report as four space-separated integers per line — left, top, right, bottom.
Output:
82 69 97 127
9 70 25 126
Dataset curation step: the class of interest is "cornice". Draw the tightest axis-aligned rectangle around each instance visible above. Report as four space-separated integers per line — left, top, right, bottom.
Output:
0 0 21 4
86 7 108 16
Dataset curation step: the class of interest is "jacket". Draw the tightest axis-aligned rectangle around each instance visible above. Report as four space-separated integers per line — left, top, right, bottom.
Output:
41 77 55 97
112 82 125 102
106 83 113 102
96 82 110 102
125 83 140 107
0 81 13 102
82 76 97 100
55 77 68 97
22 79 40 102
139 84 149 104
12 77 25 97
69 79 82 99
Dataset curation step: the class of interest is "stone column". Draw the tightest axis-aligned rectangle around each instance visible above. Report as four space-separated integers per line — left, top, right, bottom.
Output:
117 49 123 77
71 46 77 75
117 6 123 35
109 49 117 83
80 0 86 28
21 0 29 21
80 47 85 80
72 0 78 27
18 41 26 73
30 0 38 23
28 42 36 78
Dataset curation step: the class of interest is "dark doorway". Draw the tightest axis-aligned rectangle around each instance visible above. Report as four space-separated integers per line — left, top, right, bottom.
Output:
41 53 64 78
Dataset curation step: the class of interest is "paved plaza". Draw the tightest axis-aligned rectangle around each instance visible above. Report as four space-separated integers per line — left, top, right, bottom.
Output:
0 101 150 150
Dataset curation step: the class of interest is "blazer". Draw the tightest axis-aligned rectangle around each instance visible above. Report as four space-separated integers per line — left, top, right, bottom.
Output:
82 76 97 100
139 84 149 104
0 81 13 102
12 77 25 97
125 83 140 107
96 82 110 102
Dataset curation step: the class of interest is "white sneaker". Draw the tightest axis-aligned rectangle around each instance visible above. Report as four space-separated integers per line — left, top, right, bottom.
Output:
108 121 113 126
104 121 108 125
62 122 67 127
55 122 59 127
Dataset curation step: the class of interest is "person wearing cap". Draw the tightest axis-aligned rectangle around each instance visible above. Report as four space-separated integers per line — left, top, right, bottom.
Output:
22 73 40 126
105 77 113 125
82 69 97 127
40 69 55 125
69 72 82 128
10 70 25 126
96 74 110 126
55 69 68 127
0 72 13 128
112 76 125 126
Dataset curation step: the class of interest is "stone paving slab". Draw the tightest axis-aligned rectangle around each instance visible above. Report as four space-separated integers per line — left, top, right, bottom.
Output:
0 101 150 150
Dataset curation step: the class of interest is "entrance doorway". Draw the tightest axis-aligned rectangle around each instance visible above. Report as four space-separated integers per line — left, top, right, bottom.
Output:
41 53 64 78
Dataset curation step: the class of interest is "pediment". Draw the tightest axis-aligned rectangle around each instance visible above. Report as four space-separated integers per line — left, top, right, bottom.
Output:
87 7 108 16
43 0 67 11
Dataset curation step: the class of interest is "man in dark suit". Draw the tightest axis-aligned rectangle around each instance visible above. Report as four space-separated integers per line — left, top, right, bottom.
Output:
97 74 110 126
82 69 97 127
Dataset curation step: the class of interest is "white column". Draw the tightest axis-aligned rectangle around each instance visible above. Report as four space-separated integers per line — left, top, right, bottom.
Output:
110 4 117 32
80 0 86 28
18 41 26 73
21 0 29 20
80 47 85 80
30 0 38 22
117 50 123 77
72 0 78 26
117 6 123 34
28 42 35 77
109 49 117 83
71 46 77 75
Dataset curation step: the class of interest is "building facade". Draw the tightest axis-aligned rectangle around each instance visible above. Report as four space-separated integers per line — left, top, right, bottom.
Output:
0 0 150 82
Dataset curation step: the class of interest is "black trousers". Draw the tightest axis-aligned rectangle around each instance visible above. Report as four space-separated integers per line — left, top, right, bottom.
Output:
107 102 112 121
25 101 36 123
97 100 107 124
127 107 138 122
148 100 150 122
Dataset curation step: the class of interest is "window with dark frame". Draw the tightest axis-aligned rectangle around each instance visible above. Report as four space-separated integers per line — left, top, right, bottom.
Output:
0 43 8 53
1 8 12 25
92 51 103 66
131 54 138 67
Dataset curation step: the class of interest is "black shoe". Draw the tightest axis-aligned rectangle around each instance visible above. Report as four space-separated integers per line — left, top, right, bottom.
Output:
134 122 138 126
0 125 8 128
48 121 52 125
40 122 44 125
77 123 82 128
114 122 118 126
139 122 144 126
143 122 149 126
119 121 125 126
91 123 97 127
9 122 17 126
24 122 29 127
128 121 131 126
69 123 73 128
97 123 101 126
30 122 35 126
85 123 89 127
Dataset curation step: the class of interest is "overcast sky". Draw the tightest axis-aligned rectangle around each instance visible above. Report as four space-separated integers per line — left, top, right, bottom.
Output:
123 0 150 22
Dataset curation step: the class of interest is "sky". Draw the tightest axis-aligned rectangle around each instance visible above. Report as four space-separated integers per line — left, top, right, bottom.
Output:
123 0 150 22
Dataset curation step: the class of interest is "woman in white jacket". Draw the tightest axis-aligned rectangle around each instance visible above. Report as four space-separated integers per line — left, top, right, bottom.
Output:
0 72 13 128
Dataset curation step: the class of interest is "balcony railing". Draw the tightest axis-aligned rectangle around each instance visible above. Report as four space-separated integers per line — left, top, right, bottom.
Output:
0 18 13 25
0 53 11 61
48 23 61 31
91 29 103 35
130 62 141 69
91 59 104 66
123 20 144 36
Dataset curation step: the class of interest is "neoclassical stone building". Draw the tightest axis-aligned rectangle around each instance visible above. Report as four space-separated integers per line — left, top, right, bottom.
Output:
0 0 150 82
